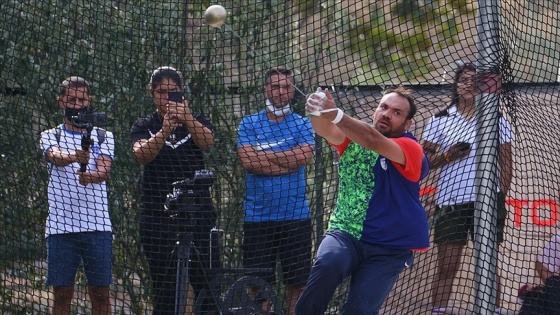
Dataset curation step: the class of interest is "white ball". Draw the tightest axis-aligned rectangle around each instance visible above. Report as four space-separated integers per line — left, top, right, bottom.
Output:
204 5 227 28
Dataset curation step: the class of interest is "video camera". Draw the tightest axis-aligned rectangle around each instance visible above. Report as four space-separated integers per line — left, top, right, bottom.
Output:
67 110 108 172
164 170 215 218
71 111 108 129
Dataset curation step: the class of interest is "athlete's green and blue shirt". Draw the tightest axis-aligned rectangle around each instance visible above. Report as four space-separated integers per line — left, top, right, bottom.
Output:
328 132 430 250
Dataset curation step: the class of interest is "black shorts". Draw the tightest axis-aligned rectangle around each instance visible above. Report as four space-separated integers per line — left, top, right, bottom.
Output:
243 219 312 287
433 202 505 245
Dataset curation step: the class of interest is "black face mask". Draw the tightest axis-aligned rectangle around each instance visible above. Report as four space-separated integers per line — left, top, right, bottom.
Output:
64 107 89 119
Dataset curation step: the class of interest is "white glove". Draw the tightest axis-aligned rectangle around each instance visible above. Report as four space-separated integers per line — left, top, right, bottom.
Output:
306 89 328 116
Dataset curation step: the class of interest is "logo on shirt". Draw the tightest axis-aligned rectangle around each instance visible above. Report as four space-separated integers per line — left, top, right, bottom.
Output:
380 157 387 170
149 130 191 149
256 137 293 151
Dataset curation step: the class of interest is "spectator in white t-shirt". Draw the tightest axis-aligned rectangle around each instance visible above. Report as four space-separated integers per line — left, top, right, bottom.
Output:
40 76 114 315
422 62 514 315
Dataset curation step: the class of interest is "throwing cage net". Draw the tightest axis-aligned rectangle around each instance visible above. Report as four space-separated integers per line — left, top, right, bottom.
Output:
1 0 559 314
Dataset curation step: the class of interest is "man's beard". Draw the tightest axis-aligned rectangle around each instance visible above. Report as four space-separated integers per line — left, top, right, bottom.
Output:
375 122 406 138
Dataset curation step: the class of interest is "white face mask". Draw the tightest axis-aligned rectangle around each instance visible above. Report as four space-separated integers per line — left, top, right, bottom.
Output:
266 100 292 117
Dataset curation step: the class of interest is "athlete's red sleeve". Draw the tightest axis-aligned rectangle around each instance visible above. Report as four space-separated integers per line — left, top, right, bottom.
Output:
390 137 424 182
331 137 351 156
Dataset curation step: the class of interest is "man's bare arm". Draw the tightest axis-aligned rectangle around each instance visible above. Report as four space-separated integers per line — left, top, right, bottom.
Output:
46 146 89 167
77 155 112 185
132 130 171 165
274 144 314 169
132 113 178 165
237 145 296 175
499 141 513 193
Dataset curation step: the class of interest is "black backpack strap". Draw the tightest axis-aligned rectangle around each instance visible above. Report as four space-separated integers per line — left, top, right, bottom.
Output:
95 128 106 146
54 125 62 145
47 125 63 174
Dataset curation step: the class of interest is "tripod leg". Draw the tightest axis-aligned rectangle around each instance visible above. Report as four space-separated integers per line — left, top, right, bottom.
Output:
191 244 226 314
175 240 191 315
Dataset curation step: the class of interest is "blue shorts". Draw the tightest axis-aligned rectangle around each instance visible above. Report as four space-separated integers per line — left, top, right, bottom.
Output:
46 231 113 287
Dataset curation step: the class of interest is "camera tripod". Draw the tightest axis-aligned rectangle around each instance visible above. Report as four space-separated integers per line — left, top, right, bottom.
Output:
171 215 284 315
173 224 286 315
169 191 219 315
167 175 284 315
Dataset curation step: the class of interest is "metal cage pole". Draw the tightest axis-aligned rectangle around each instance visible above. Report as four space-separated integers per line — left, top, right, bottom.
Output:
473 1 502 314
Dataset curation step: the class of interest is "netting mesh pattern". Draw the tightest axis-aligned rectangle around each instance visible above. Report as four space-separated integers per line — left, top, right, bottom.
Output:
1 0 560 314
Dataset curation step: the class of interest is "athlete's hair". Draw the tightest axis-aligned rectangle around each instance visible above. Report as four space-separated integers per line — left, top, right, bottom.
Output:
383 85 416 120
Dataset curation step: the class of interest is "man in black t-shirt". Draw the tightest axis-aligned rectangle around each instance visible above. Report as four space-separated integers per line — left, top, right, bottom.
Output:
130 66 216 315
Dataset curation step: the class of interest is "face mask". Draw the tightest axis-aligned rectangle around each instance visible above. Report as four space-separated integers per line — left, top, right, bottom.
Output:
266 100 292 117
64 107 89 119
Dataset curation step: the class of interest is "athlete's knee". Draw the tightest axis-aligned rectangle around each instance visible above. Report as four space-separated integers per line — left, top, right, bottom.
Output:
314 250 350 275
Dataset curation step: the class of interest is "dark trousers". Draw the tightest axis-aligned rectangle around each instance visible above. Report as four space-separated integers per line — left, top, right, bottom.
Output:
548 276 560 314
295 230 413 315
519 276 560 315
140 204 217 315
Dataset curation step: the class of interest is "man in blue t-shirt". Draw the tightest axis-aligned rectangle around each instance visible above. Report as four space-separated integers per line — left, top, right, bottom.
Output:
296 86 429 315
237 66 315 315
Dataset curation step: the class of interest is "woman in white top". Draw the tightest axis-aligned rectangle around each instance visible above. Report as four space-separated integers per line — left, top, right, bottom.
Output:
422 62 514 315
